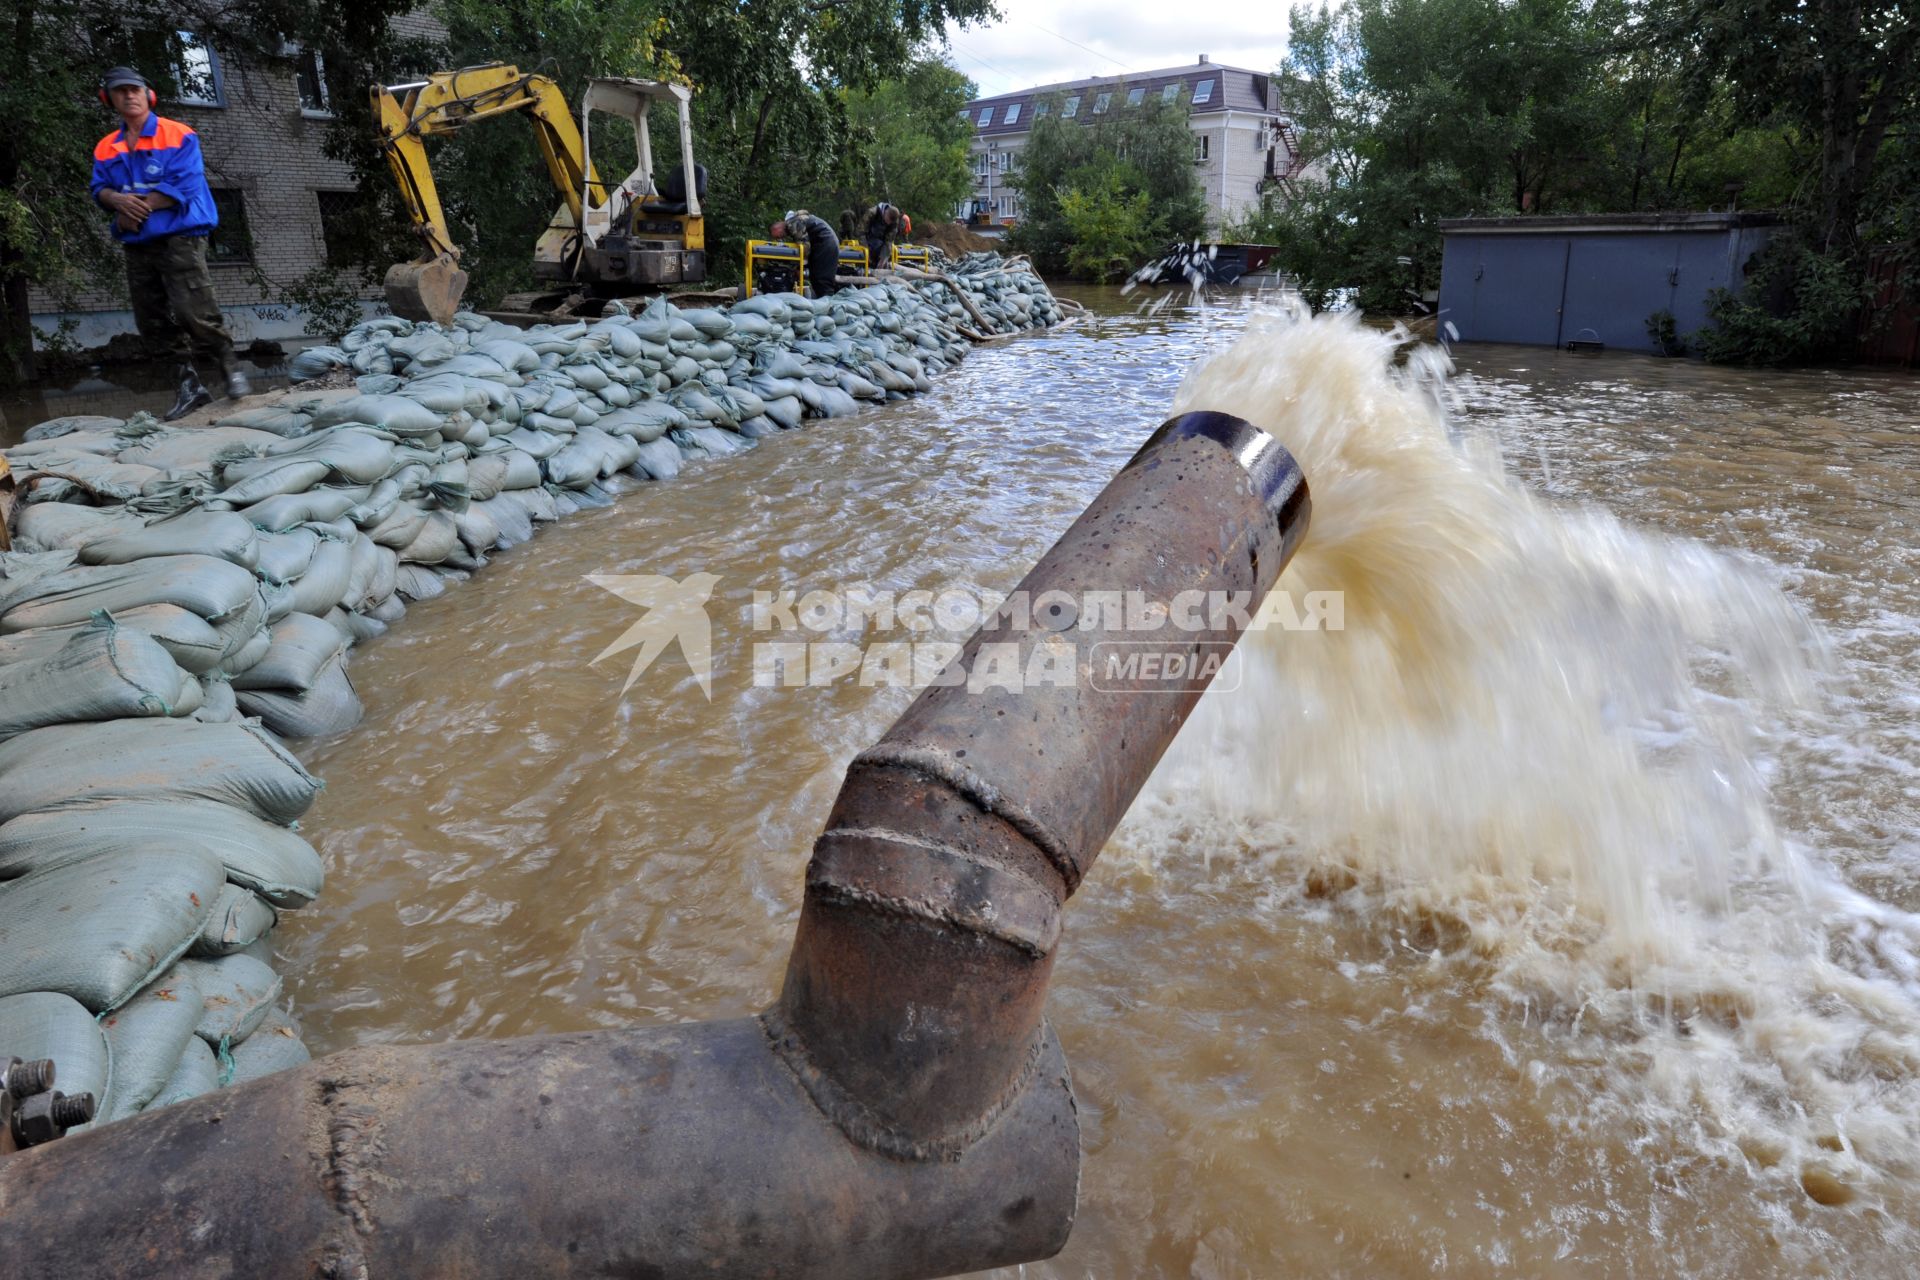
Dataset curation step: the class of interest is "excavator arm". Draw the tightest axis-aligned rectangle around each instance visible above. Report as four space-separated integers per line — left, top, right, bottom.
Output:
372 64 603 324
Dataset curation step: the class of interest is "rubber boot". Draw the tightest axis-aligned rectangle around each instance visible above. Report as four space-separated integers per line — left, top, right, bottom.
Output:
163 363 213 422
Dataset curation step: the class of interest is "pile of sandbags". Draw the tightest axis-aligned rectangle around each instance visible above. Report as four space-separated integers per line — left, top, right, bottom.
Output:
0 258 1061 1129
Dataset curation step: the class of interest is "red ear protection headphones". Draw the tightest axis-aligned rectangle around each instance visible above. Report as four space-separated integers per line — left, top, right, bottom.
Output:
99 73 157 110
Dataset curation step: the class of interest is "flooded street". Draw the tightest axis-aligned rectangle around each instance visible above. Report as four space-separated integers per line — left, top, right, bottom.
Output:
279 286 1920 1277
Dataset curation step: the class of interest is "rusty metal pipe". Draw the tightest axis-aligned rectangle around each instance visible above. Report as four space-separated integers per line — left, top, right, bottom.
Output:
776 410 1308 1153
0 412 1307 1279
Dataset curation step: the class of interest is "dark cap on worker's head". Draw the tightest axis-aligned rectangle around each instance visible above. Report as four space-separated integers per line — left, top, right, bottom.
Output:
101 66 149 91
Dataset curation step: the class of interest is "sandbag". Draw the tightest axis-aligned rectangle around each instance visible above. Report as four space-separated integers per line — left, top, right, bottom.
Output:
398 510 460 565
466 454 512 502
367 503 429 550
0 718 322 826
78 510 261 570
0 620 186 740
288 539 356 616
99 966 204 1121
225 1005 310 1085
213 405 313 437
21 414 124 441
674 425 752 460
176 954 282 1046
0 991 111 1122
147 1034 218 1109
475 495 534 547
393 563 447 602
0 799 324 907
235 652 361 739
452 503 502 557
215 619 270 680
500 449 544 490
0 555 259 633
217 457 333 506
117 426 283 471
0 848 224 1011
63 603 228 675
547 426 626 488
230 611 347 693
309 394 444 436
259 427 402 486
238 485 371 532
13 502 145 553
188 883 278 958
253 528 321 585
629 437 682 481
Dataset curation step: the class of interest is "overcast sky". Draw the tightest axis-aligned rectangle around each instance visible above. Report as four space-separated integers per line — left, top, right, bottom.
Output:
939 0 1292 99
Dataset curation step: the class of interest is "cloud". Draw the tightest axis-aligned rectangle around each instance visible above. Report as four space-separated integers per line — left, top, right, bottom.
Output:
941 0 1291 98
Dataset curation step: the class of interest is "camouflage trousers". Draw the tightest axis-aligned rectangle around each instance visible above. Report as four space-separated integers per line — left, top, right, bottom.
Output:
125 234 237 374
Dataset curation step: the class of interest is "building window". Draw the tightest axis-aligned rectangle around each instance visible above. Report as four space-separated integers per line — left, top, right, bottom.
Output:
1035 101 1050 119
315 190 358 264
1162 83 1182 103
1093 92 1111 114
1062 95 1080 119
294 48 333 115
107 31 224 106
207 189 252 262
1192 78 1215 105
1127 87 1145 107
978 106 993 127
1193 135 1210 163
1004 102 1021 125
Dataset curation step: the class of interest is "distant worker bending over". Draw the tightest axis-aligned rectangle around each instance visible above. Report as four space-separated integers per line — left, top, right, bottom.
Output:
860 201 904 268
90 65 251 421
771 210 841 298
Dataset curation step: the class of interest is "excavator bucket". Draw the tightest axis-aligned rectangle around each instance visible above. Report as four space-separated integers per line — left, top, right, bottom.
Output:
385 253 469 326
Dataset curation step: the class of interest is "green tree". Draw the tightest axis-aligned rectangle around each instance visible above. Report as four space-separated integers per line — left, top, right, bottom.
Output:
1238 0 1628 311
1007 93 1207 277
1651 0 1919 261
819 58 975 233
1059 171 1156 282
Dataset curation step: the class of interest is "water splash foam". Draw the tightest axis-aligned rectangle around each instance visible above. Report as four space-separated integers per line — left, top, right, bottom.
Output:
1123 303 1920 1212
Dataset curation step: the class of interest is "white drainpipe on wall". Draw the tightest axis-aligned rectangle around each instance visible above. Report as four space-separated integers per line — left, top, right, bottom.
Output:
1220 110 1233 230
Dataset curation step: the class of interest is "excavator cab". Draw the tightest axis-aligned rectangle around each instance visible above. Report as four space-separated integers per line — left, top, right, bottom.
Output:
551 79 705 293
373 65 707 325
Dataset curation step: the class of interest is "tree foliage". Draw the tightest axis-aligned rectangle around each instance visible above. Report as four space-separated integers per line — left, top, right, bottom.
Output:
1238 0 1918 360
1059 172 1157 282
807 57 975 237
1006 96 1207 277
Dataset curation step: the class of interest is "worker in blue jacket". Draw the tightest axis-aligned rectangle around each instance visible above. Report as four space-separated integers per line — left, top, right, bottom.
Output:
91 66 251 420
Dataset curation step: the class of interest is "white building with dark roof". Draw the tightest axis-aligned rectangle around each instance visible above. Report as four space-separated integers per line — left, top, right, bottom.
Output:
958 55 1303 233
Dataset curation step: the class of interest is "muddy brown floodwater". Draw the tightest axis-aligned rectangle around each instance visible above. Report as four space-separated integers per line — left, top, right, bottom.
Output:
279 286 1920 1278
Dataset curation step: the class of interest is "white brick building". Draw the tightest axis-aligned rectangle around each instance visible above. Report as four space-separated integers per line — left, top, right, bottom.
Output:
959 56 1304 234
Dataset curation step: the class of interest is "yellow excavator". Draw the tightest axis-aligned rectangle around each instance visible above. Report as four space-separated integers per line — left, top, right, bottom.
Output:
372 63 707 326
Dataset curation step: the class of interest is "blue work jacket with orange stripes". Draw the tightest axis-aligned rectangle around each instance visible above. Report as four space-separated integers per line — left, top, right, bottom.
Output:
89 114 219 245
